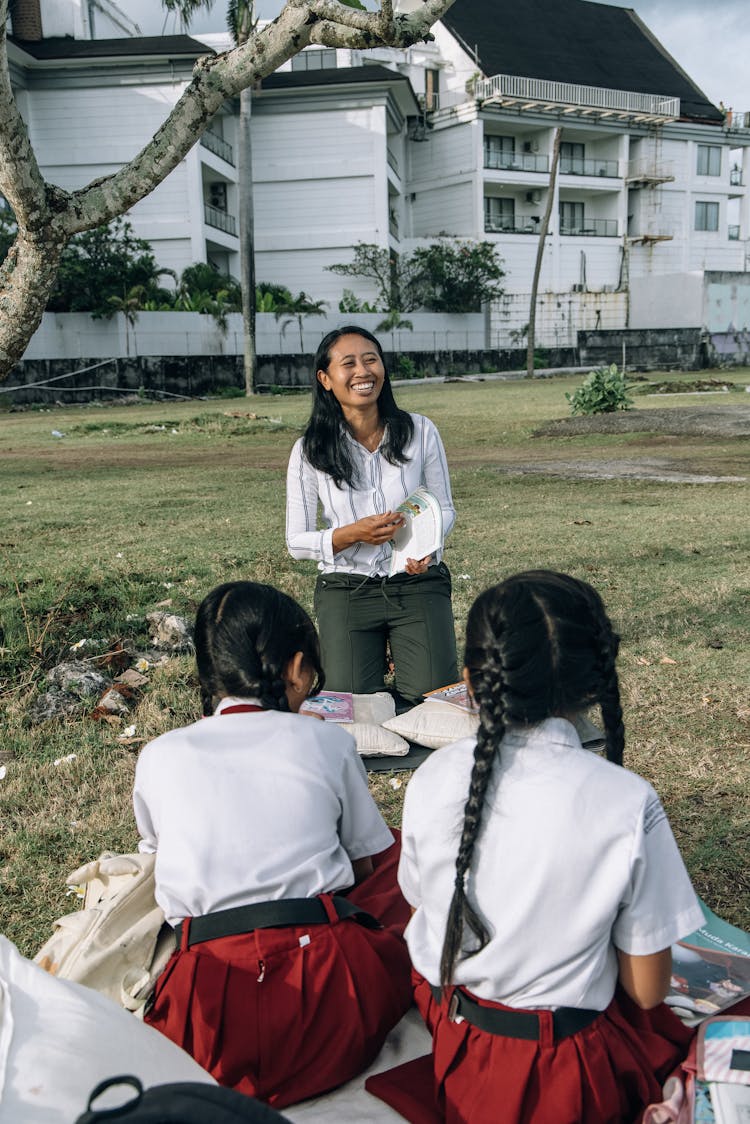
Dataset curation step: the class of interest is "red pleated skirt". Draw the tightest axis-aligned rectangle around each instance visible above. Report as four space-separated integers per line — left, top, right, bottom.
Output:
145 834 412 1108
365 970 695 1124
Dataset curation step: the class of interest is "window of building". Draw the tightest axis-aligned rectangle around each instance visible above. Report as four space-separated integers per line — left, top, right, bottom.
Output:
696 145 721 176
560 142 585 175
291 48 337 71
695 201 719 231
485 196 515 231
559 200 584 232
484 135 516 170
424 69 440 112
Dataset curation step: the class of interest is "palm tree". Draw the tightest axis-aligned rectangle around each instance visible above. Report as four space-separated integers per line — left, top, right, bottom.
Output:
274 292 327 353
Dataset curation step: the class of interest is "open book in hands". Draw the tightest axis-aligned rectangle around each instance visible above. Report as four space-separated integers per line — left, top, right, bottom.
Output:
389 488 444 576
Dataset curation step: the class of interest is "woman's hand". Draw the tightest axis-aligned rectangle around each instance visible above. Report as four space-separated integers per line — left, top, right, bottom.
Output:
332 512 405 554
404 554 433 575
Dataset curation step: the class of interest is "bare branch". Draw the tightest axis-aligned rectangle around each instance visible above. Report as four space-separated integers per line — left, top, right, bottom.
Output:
65 0 456 233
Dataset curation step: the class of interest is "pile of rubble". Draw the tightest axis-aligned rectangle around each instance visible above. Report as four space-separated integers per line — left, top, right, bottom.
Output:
26 611 193 729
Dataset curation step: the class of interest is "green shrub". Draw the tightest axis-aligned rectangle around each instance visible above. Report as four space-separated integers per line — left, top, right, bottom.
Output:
565 364 634 415
396 355 417 379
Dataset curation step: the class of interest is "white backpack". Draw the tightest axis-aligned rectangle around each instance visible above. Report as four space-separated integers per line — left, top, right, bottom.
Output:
35 852 175 1015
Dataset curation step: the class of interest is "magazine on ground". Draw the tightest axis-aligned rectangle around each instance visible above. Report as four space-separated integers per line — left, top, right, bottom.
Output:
389 488 443 577
299 691 354 723
666 900 750 1025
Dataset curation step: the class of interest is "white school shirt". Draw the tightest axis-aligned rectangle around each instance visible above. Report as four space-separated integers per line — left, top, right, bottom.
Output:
399 717 705 1011
133 698 394 926
286 412 456 576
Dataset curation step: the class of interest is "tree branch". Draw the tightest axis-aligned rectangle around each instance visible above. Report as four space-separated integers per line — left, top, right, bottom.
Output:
0 1 49 228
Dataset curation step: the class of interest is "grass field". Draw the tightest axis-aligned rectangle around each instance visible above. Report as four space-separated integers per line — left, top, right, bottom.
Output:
1 368 749 956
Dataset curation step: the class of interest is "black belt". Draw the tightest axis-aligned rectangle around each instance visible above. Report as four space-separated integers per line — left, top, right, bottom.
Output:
431 986 601 1042
175 895 380 949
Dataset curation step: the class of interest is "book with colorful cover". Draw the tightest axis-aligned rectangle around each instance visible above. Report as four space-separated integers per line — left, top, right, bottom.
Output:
423 681 477 712
389 488 443 577
666 900 750 1024
300 691 354 723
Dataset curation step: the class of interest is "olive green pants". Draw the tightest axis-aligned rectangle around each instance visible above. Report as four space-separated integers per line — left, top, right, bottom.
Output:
314 563 458 705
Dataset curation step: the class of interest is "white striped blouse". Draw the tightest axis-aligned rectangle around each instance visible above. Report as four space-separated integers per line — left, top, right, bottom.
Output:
286 413 456 576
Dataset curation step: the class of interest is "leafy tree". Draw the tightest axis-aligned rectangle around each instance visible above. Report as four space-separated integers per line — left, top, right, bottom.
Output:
179 262 241 307
256 281 294 312
410 238 505 313
327 243 420 312
328 238 504 314
0 0 455 378
47 219 172 317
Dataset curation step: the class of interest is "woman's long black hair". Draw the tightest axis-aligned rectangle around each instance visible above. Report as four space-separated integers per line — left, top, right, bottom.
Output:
302 325 414 488
194 581 324 716
439 570 625 990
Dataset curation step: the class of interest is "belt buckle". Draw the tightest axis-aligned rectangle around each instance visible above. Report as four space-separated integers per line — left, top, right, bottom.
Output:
448 991 463 1023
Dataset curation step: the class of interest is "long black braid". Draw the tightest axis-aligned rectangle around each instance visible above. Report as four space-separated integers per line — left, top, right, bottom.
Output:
439 570 625 990
195 581 324 717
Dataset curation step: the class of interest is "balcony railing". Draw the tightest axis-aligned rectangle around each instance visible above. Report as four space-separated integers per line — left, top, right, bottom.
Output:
560 157 620 178
485 215 542 234
200 130 234 166
475 73 680 121
484 151 549 173
728 225 741 241
730 167 744 186
560 219 618 237
726 111 750 131
626 159 675 185
204 204 237 236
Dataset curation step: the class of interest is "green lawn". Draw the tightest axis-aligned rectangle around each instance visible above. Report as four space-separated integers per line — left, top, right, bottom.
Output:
1 370 748 954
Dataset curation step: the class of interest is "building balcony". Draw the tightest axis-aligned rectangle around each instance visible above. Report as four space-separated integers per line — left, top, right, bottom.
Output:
730 167 744 187
475 73 679 123
484 151 549 173
728 225 741 241
560 219 618 237
387 147 399 175
200 130 234 166
485 215 543 234
560 157 619 178
625 159 675 186
204 204 237 236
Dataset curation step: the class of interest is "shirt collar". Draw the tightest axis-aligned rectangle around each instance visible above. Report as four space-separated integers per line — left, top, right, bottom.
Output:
214 696 264 715
502 716 583 753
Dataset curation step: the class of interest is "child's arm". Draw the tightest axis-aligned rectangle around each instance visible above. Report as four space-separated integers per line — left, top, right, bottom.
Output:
351 856 375 883
616 947 673 1009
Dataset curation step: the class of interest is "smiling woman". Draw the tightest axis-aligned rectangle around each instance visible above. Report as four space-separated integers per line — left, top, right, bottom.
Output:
285 325 458 705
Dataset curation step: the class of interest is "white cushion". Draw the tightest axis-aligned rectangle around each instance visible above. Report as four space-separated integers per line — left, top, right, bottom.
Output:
348 723 410 757
384 700 480 749
351 693 397 725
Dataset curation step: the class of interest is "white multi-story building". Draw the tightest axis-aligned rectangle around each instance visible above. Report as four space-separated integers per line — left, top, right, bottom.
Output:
7 0 750 348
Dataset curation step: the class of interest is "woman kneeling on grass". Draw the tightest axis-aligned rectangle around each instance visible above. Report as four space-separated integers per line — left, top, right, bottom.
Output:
134 580 412 1109
367 570 704 1124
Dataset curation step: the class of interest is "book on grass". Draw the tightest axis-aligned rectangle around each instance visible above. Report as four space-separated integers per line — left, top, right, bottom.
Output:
389 488 443 577
299 691 354 723
665 900 750 1025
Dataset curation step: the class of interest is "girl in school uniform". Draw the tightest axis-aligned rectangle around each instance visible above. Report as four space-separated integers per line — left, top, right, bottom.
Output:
134 580 412 1109
367 570 705 1124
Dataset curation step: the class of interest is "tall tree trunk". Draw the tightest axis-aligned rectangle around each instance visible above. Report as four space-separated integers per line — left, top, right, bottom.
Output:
526 127 561 378
238 83 256 396
0 229 64 372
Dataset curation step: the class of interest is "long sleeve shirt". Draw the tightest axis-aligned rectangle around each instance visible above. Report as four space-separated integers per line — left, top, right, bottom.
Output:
286 412 456 577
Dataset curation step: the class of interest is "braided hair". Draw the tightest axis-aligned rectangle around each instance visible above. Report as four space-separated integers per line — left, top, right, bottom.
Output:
439 570 624 990
194 581 324 717
302 325 414 489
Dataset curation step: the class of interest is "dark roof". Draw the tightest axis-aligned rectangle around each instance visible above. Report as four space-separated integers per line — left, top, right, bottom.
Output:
261 65 411 92
442 0 722 124
9 34 212 61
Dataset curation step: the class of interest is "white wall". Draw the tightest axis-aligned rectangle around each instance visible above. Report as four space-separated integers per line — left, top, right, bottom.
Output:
489 291 628 348
22 311 487 361
629 272 703 328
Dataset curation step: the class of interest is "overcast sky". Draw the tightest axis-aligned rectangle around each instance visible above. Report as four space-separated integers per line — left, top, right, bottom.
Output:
129 0 749 113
